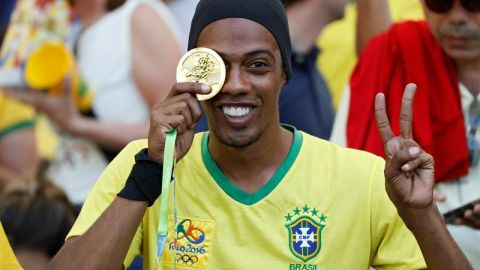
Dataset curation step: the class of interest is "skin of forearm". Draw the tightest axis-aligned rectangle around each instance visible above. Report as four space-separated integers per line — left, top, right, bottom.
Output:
356 0 392 54
398 204 473 270
48 197 148 270
287 2 331 54
70 117 150 151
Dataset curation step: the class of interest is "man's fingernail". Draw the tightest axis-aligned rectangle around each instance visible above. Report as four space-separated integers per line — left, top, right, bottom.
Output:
200 84 210 93
409 147 420 156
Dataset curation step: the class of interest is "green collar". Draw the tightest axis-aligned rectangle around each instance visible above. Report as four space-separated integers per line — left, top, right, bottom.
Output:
201 125 303 206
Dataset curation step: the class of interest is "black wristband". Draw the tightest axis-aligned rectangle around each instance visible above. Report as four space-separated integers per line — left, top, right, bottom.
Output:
117 148 167 206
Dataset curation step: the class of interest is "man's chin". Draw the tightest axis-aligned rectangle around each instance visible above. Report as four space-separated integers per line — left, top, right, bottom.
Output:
214 129 262 148
443 47 480 62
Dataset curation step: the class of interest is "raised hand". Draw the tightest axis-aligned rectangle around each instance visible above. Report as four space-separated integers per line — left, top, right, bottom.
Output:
147 82 210 164
2 76 80 134
375 83 435 210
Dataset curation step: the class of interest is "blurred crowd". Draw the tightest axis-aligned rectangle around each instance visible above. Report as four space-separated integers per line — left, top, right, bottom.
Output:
0 0 479 269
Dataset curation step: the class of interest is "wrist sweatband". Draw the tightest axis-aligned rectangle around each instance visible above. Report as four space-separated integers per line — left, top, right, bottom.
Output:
118 148 169 206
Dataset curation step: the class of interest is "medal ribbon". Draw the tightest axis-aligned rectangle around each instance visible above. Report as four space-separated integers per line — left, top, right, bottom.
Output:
157 129 177 268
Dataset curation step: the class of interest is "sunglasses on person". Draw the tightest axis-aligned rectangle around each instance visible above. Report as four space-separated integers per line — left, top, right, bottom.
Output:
425 0 480 13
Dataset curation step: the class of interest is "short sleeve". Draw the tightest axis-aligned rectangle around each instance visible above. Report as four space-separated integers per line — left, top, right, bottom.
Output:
66 139 148 268
0 96 35 138
369 158 427 269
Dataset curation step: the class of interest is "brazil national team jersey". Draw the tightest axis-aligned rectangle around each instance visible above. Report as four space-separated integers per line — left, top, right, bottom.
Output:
0 93 34 138
68 126 426 269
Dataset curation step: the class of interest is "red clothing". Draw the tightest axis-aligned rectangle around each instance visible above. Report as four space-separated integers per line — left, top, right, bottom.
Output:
347 21 469 182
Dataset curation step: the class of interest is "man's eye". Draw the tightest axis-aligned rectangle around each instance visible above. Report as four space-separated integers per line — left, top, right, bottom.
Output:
250 62 268 68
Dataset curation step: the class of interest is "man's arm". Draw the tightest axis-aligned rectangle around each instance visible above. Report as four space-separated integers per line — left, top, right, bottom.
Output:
356 0 391 54
398 205 469 269
375 84 472 269
48 83 208 269
49 198 147 270
131 3 182 108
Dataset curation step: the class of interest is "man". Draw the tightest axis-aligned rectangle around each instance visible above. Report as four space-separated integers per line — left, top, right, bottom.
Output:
49 0 471 269
195 0 348 139
331 0 480 265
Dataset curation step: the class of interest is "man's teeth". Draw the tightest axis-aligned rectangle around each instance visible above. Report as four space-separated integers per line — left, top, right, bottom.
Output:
223 106 251 117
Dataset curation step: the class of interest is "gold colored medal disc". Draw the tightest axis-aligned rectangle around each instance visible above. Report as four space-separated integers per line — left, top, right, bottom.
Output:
176 47 226 101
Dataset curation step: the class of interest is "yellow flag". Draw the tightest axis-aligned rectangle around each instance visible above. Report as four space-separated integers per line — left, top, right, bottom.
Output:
0 223 22 270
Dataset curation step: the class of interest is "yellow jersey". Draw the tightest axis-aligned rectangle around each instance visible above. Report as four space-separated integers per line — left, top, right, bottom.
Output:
69 126 425 269
0 93 34 138
0 223 22 270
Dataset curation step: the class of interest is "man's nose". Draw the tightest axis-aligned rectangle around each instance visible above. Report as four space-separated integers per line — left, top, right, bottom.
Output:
221 65 249 96
448 0 470 25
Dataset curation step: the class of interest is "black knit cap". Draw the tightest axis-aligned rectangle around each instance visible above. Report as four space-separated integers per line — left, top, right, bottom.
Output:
188 0 292 82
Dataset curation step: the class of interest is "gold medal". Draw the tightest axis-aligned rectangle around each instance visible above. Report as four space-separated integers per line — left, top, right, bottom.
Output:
176 47 226 101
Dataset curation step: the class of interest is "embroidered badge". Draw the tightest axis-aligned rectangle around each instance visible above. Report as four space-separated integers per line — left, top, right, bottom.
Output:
285 205 326 262
161 216 214 268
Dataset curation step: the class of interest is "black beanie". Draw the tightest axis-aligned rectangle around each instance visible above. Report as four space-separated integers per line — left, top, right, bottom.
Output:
188 0 292 82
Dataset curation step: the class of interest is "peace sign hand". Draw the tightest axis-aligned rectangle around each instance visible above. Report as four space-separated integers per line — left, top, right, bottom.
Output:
375 83 435 210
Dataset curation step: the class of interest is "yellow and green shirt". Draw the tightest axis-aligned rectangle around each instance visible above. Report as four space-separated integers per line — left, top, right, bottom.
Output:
68 127 426 269
0 93 34 138
0 223 22 270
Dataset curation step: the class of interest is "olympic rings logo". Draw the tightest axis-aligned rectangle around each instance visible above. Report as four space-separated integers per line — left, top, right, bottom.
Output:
176 253 199 265
176 219 206 245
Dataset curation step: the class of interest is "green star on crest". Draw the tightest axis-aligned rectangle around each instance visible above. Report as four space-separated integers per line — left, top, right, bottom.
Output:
285 213 293 222
311 208 319 217
293 207 301 215
320 214 327 222
302 205 310 213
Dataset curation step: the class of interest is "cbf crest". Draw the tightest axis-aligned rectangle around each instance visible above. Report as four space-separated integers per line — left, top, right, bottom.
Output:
285 205 326 262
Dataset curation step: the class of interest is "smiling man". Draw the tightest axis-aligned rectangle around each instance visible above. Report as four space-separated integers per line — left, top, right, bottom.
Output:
49 0 471 269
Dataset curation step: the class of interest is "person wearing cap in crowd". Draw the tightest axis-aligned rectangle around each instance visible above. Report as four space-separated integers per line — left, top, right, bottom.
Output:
195 0 347 140
49 0 472 269
330 0 480 265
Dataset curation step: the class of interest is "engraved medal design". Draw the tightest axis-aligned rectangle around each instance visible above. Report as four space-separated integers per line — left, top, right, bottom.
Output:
176 47 226 101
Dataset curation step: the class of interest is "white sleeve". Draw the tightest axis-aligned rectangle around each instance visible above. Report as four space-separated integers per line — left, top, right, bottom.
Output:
329 85 350 147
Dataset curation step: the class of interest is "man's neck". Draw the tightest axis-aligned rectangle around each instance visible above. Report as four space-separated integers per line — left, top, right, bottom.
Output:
456 58 480 96
208 123 293 194
287 1 333 54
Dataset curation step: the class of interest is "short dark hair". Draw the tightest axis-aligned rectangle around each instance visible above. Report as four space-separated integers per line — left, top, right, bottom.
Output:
0 181 76 258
